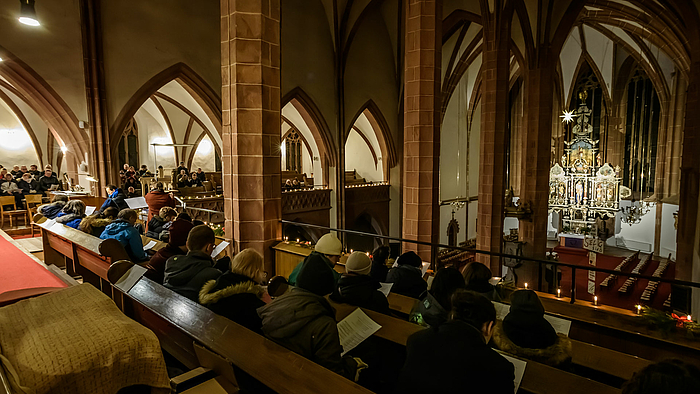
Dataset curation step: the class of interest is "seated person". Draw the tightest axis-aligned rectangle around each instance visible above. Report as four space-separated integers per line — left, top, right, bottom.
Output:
189 171 202 187
330 251 390 314
38 195 68 219
258 254 359 380
17 172 40 195
463 261 501 301
397 289 515 393
288 233 342 286
1 173 23 206
15 165 29 179
176 161 188 175
196 168 206 182
200 248 267 332
386 251 427 299
410 267 465 327
163 225 222 301
29 164 41 179
138 164 152 177
55 200 86 229
622 359 700 394
126 186 139 198
10 165 20 178
100 209 149 262
291 178 301 189
492 290 572 367
79 207 118 237
124 176 139 193
128 165 139 179
177 171 191 188
146 207 177 239
369 245 390 283
98 184 128 214
0 168 7 179
146 218 194 284
283 179 293 190
38 169 61 195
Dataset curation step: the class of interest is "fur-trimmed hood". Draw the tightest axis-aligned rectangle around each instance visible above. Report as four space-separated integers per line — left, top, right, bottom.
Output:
491 320 572 367
199 273 263 305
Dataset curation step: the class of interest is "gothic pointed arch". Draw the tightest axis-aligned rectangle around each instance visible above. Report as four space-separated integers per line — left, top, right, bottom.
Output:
346 99 398 173
282 87 337 168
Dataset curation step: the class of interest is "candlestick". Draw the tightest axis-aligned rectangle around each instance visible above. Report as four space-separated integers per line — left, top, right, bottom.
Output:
593 296 598 306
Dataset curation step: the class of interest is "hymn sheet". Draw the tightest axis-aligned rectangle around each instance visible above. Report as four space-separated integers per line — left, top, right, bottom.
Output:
337 308 382 356
378 283 393 297
497 351 527 393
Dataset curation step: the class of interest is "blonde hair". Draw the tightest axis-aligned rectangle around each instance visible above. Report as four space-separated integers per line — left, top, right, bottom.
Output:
159 206 176 219
231 248 263 280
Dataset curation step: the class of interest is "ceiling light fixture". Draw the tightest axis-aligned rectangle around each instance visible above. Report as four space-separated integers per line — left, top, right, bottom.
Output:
19 0 40 26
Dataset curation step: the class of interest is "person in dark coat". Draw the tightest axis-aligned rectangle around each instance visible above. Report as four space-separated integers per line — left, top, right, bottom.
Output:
29 164 41 179
17 173 39 195
369 245 390 283
257 257 360 380
492 290 572 367
386 251 427 299
397 289 515 394
199 248 267 332
146 207 176 239
78 207 118 237
288 233 343 286
163 225 222 301
100 208 149 261
196 168 206 182
145 181 176 223
621 359 700 394
410 267 465 327
463 261 501 301
55 200 86 229
189 172 202 187
330 251 390 315
37 169 61 195
146 219 194 284
176 161 189 176
98 185 128 214
38 195 68 219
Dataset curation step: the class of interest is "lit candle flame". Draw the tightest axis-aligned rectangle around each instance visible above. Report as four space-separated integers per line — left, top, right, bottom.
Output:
524 283 528 289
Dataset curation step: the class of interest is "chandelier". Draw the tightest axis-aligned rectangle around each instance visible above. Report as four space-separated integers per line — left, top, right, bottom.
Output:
620 199 654 225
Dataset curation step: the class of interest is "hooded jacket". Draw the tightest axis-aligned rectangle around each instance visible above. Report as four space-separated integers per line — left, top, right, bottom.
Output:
386 264 427 299
99 219 148 261
79 217 113 237
199 272 265 332
163 250 222 302
98 189 128 214
257 288 357 379
330 274 390 315
55 212 84 229
288 251 342 286
409 291 448 328
38 201 66 219
146 244 186 284
397 320 515 394
146 215 168 239
491 321 572 367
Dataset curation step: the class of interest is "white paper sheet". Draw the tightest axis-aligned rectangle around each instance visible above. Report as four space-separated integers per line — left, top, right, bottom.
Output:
337 308 382 356
497 351 527 393
85 206 96 215
211 241 230 258
492 301 511 320
143 240 157 251
43 219 56 228
125 196 148 209
421 262 430 276
114 264 148 293
543 314 572 335
378 282 393 297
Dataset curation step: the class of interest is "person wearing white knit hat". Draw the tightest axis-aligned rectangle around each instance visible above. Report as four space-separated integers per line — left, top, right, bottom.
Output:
288 233 343 287
330 251 391 314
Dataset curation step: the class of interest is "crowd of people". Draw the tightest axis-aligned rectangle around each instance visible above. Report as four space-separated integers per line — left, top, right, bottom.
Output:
0 163 62 208
175 161 207 189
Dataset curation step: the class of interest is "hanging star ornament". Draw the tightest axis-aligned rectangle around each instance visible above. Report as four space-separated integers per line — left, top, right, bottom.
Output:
560 110 575 123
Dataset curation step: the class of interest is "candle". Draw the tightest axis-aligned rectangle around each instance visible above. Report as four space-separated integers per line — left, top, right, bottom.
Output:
350 249 353 253
593 296 598 306
524 282 528 289
688 315 692 322
296 238 300 243
557 288 561 298
635 305 642 315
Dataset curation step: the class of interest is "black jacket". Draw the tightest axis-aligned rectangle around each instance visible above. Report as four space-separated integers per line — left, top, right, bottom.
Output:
199 272 265 333
163 250 222 302
330 274 391 315
39 201 66 219
397 320 515 394
38 175 61 194
17 179 39 194
99 189 129 214
386 265 427 299
370 261 389 283
146 216 168 238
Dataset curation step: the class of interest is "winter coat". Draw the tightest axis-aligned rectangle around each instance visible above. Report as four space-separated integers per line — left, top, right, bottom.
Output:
0 180 19 194
146 244 186 284
99 219 148 261
38 175 61 194
55 212 84 229
386 264 427 299
409 291 448 328
257 288 358 380
369 261 389 283
397 320 515 394
99 189 128 214
146 216 168 239
79 217 112 237
163 250 222 302
491 321 572 367
17 179 39 194
330 274 391 315
38 201 66 219
288 251 342 286
145 190 175 223
199 272 265 332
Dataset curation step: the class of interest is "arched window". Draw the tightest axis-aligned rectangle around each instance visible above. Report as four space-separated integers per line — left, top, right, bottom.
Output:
447 218 460 247
623 69 659 197
118 118 139 168
570 68 607 148
283 129 303 173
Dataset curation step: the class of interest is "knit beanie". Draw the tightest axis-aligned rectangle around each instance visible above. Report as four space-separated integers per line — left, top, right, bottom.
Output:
503 290 557 349
314 233 342 255
397 251 422 268
295 256 336 296
346 252 372 276
169 219 194 247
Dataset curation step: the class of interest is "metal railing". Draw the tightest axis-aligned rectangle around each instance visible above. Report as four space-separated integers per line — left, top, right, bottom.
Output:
280 219 700 307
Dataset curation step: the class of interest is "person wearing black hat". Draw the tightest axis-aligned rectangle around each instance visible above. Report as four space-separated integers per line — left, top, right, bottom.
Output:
386 251 427 299
257 254 360 380
398 289 515 393
492 290 572 367
330 251 391 315
369 245 390 283
410 267 465 327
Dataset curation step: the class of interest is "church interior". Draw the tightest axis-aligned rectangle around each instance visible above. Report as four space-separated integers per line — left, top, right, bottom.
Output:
2 0 700 392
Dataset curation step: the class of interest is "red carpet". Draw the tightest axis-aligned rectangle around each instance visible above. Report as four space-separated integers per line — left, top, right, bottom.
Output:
0 234 67 304
553 246 674 311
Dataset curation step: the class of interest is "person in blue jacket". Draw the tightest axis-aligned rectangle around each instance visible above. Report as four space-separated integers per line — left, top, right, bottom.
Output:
97 184 128 215
100 208 148 261
55 200 86 229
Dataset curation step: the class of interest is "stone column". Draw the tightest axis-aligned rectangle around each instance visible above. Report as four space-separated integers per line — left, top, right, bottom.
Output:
221 0 281 274
476 13 509 275
402 0 441 262
518 62 554 286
